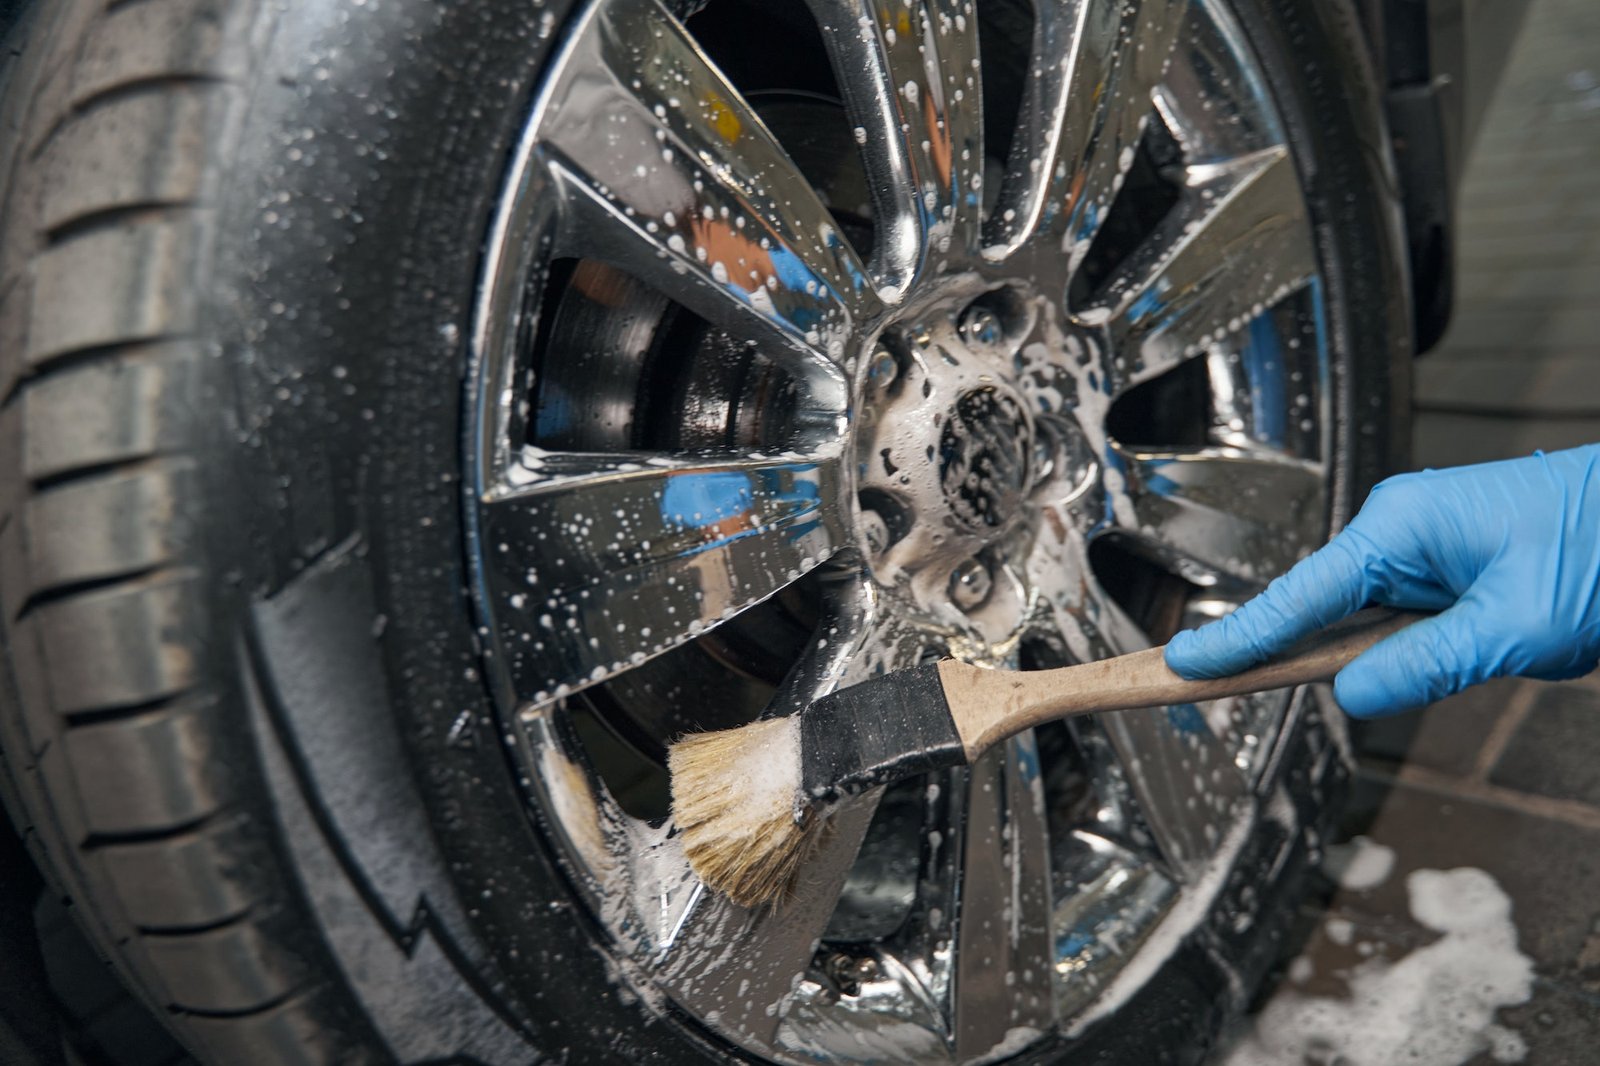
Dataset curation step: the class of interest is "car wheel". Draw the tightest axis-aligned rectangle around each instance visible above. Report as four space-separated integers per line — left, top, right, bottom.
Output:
0 0 1409 1062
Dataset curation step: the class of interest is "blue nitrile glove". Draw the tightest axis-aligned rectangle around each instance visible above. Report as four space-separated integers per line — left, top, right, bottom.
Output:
1164 445 1600 717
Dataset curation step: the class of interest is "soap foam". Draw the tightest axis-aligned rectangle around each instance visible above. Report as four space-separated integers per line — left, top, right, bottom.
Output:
1323 834 1398 892
1224 867 1534 1066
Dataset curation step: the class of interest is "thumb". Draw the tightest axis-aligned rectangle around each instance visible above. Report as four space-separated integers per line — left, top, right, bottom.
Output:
1332 606 1490 717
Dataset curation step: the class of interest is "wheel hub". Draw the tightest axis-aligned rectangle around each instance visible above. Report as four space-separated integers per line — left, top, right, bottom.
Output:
855 289 1097 647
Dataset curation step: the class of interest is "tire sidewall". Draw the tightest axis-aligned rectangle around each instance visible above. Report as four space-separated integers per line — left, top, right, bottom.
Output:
205 0 728 1060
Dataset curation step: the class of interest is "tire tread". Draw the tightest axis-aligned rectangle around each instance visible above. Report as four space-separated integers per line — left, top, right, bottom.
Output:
0 0 381 1060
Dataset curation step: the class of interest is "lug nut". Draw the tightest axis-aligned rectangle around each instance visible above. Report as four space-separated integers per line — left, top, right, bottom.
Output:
824 953 880 997
1032 425 1056 483
958 304 1003 347
867 347 899 389
949 557 993 611
860 509 891 555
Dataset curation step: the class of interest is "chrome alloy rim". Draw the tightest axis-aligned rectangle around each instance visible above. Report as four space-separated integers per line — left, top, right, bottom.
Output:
466 0 1333 1061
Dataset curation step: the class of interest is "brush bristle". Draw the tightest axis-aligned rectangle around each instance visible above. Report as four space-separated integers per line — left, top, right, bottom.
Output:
668 716 827 909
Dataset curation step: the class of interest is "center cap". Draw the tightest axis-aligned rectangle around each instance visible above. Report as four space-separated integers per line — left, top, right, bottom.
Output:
853 287 1092 643
940 386 1032 529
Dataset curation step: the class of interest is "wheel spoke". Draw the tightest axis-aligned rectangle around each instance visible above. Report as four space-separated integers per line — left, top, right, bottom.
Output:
984 0 1186 264
812 0 985 293
1096 148 1316 394
654 797 880 1050
538 0 878 378
1100 695 1248 880
480 449 846 703
1022 519 1131 665
771 576 932 715
653 584 911 1051
1030 553 1246 879
1107 445 1327 585
951 733 1058 1060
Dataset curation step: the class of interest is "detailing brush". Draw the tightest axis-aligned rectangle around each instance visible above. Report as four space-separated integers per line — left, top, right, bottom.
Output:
669 607 1423 908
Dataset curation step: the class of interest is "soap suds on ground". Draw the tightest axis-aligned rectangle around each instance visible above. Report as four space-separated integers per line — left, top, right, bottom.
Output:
1224 866 1534 1066
1322 835 1397 891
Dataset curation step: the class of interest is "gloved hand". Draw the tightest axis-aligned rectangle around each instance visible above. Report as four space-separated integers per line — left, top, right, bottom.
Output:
1164 445 1600 717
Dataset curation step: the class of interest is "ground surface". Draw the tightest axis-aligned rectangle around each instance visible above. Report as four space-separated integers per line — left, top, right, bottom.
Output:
1220 0 1600 1061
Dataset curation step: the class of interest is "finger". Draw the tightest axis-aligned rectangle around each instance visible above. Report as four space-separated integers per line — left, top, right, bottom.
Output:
1332 606 1488 717
1165 529 1377 679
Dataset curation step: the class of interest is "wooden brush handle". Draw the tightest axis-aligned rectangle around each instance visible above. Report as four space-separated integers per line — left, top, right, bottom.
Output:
941 608 1428 760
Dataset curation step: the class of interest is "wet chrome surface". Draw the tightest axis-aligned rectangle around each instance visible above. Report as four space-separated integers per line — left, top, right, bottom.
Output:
467 0 1333 1061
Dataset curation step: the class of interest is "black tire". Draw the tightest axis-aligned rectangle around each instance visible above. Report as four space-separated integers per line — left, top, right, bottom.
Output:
0 0 1410 1064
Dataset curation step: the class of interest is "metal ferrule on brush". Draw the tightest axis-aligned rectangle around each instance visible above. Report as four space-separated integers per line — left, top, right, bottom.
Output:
798 663 968 805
